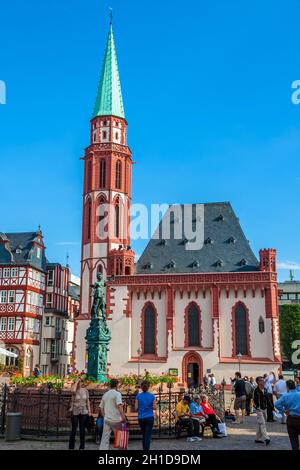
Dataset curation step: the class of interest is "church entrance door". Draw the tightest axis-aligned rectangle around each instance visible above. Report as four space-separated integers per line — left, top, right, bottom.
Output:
187 363 199 388
182 351 203 388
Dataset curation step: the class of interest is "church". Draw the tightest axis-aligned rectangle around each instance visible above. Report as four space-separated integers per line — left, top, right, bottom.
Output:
74 21 281 386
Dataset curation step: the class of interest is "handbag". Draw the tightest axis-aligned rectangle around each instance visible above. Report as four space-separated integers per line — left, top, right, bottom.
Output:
217 422 227 437
66 393 76 419
66 394 75 419
114 422 129 450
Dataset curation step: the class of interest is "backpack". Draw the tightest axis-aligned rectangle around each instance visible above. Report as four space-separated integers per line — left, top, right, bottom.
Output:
245 381 253 397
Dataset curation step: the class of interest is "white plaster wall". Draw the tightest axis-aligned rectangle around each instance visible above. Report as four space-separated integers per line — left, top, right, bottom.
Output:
81 265 90 315
92 245 108 260
107 286 131 375
83 244 90 259
74 319 89 372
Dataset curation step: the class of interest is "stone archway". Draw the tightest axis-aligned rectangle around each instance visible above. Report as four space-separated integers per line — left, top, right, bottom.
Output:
182 351 203 388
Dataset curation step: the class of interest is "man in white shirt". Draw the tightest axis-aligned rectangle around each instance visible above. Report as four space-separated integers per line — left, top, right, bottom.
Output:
274 375 287 423
99 379 126 450
210 374 216 389
264 373 275 422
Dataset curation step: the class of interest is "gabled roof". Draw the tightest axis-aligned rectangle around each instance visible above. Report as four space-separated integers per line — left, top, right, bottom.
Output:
0 231 46 271
68 284 80 301
136 203 259 274
92 23 125 119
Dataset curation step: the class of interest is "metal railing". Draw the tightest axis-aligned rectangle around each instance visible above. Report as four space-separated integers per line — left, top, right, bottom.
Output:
0 384 225 439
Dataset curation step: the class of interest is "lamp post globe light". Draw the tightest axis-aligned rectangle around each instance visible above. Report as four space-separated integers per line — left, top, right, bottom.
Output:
237 352 242 374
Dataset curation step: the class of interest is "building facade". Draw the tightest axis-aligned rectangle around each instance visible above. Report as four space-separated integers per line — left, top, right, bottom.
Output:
0 232 79 376
278 275 300 306
0 231 46 376
74 22 282 385
40 263 70 376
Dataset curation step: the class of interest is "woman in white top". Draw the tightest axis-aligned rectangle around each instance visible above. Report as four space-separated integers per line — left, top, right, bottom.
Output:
68 378 91 450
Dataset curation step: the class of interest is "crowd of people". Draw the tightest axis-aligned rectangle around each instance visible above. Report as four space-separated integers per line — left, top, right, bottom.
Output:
231 371 300 450
67 377 224 451
66 372 300 451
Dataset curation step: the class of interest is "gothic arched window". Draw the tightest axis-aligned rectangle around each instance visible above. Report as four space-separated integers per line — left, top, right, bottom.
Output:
143 304 156 355
99 159 106 188
258 316 265 334
186 304 201 347
115 160 122 189
86 199 91 241
97 196 107 240
86 160 92 191
234 303 248 355
114 199 120 238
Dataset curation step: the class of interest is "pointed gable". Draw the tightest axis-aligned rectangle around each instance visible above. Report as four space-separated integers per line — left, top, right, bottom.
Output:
93 23 125 119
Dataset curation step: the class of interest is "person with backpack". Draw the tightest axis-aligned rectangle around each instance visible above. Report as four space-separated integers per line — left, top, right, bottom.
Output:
135 380 156 450
244 376 254 416
232 372 247 424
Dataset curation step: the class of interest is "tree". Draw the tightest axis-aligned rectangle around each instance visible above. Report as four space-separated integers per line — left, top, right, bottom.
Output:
279 304 300 370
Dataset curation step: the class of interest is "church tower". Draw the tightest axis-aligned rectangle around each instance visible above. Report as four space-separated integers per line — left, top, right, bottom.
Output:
75 21 134 370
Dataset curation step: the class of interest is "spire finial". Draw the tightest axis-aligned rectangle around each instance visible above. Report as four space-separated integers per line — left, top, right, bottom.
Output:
66 252 70 268
109 7 113 25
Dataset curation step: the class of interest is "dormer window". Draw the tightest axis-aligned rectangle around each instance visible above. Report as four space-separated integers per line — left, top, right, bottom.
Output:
159 239 167 246
240 258 247 266
216 214 224 221
143 262 153 270
228 237 236 244
191 260 200 268
167 260 176 269
215 259 223 267
204 237 213 245
181 238 188 245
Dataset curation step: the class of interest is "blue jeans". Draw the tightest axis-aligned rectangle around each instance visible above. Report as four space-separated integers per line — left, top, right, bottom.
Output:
138 417 154 451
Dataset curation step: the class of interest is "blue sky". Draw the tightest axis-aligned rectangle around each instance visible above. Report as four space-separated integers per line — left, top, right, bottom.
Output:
0 0 300 281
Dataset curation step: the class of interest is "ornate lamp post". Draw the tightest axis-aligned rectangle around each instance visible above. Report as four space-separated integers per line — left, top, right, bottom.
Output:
237 352 242 374
137 348 141 380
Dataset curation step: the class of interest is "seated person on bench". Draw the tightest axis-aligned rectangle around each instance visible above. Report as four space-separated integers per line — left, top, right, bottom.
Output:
189 395 206 435
175 395 196 437
200 394 222 437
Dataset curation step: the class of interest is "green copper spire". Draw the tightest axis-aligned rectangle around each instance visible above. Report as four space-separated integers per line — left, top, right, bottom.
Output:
93 23 125 119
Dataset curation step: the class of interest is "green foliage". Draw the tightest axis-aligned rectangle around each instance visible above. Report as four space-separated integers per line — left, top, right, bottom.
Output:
11 374 65 389
9 371 178 389
17 355 24 374
279 304 300 369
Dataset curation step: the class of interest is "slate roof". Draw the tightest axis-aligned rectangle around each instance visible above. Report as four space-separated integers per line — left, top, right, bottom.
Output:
68 284 80 301
0 231 46 271
136 203 259 274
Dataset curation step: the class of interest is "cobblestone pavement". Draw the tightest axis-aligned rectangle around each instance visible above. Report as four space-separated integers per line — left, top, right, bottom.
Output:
0 414 291 450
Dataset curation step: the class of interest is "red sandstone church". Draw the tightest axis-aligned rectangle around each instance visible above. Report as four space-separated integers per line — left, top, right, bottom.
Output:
74 22 281 386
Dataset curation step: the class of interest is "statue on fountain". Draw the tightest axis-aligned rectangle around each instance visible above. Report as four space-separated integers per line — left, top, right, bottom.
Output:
85 272 111 382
